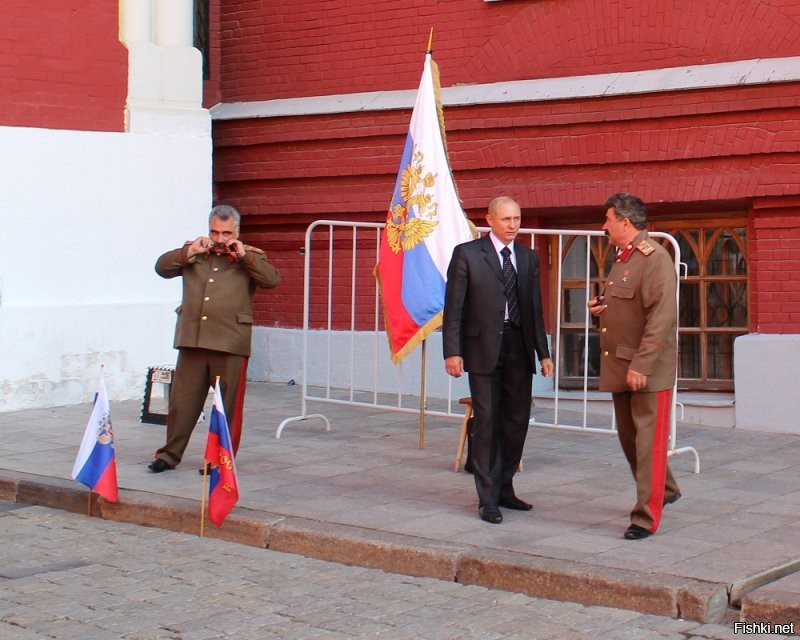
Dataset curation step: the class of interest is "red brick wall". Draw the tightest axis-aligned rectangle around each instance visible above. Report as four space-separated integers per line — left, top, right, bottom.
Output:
243 222 388 333
243 225 306 330
0 1 127 132
213 0 800 334
749 199 800 333
218 82 800 213
217 0 800 102
216 80 800 330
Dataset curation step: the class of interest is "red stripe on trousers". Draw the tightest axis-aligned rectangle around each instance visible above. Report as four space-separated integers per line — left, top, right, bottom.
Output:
229 357 248 455
647 389 672 532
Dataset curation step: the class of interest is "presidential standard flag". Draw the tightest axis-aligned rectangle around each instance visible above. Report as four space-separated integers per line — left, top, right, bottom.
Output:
375 51 476 364
71 370 118 502
204 379 239 526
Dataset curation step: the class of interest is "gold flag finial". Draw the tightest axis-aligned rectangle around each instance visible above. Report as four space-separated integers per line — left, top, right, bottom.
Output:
427 28 433 54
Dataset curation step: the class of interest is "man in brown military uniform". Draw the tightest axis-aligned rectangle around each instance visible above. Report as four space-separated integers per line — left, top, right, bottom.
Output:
588 193 681 539
148 205 280 473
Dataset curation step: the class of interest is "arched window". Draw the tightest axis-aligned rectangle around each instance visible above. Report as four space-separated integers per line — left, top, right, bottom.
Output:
664 225 748 387
556 218 748 392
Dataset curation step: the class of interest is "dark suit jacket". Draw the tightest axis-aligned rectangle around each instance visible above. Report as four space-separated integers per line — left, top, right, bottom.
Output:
443 235 550 374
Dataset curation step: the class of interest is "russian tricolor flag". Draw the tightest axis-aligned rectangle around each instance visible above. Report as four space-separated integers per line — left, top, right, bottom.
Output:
204 378 239 527
71 370 118 502
375 50 476 364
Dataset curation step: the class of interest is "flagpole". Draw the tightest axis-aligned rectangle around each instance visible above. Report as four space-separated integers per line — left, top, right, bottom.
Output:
200 466 208 537
419 340 426 449
415 23 430 450
91 365 101 517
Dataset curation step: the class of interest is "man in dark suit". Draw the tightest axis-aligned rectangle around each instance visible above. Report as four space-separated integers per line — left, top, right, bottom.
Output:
443 196 554 524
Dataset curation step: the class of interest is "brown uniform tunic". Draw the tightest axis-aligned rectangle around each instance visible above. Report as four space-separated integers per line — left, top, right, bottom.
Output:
599 230 681 532
154 243 279 468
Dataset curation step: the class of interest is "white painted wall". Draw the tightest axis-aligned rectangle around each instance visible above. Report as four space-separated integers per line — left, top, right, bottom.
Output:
0 125 211 411
0 0 210 412
253 327 798 434
734 334 800 435
248 326 552 400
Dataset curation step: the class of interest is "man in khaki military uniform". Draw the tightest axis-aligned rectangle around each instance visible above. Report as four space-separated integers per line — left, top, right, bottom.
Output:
588 193 681 539
148 205 280 473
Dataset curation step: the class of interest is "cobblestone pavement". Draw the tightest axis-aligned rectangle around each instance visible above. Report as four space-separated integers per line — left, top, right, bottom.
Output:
1 501 794 640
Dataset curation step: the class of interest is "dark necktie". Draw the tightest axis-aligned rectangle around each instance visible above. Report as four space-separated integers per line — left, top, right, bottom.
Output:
501 246 521 327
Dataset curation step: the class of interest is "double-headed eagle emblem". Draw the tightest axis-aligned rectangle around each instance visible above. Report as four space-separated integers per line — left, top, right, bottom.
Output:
386 148 438 253
97 413 114 445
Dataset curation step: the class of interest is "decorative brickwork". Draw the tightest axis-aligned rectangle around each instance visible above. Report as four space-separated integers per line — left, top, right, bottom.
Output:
211 1 800 335
215 0 800 101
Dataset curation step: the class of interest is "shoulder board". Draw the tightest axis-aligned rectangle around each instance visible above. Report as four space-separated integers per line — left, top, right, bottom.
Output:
244 244 265 255
636 239 656 256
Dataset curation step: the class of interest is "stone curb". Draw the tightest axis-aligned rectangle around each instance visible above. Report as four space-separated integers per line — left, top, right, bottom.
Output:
0 471 271 548
267 516 463 581
740 571 800 628
0 472 761 625
456 548 730 622
742 590 800 628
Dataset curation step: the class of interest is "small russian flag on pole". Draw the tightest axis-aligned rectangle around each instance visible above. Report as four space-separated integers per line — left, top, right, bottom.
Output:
203 377 239 527
71 368 118 503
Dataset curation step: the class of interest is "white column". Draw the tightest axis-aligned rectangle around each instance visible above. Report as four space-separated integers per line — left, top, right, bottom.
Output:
121 0 208 134
119 0 154 46
154 0 194 47
157 0 203 109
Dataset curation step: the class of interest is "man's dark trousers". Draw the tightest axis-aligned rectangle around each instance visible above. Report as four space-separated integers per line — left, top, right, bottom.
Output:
467 324 533 508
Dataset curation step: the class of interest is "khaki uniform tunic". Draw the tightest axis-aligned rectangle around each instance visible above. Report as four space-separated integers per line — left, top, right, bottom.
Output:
157 243 280 357
154 243 279 467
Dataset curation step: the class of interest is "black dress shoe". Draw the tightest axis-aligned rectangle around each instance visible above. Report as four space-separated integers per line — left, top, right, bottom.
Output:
198 463 211 476
663 492 681 506
479 504 503 524
148 459 171 473
498 494 533 511
624 524 651 540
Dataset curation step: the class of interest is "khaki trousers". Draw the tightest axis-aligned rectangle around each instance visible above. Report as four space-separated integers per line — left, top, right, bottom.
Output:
156 348 247 468
612 389 681 532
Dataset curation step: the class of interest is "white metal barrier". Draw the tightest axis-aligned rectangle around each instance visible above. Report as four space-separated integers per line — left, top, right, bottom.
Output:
277 220 700 473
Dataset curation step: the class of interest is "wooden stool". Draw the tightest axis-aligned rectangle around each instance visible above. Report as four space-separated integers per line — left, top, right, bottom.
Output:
454 396 523 473
454 397 472 472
